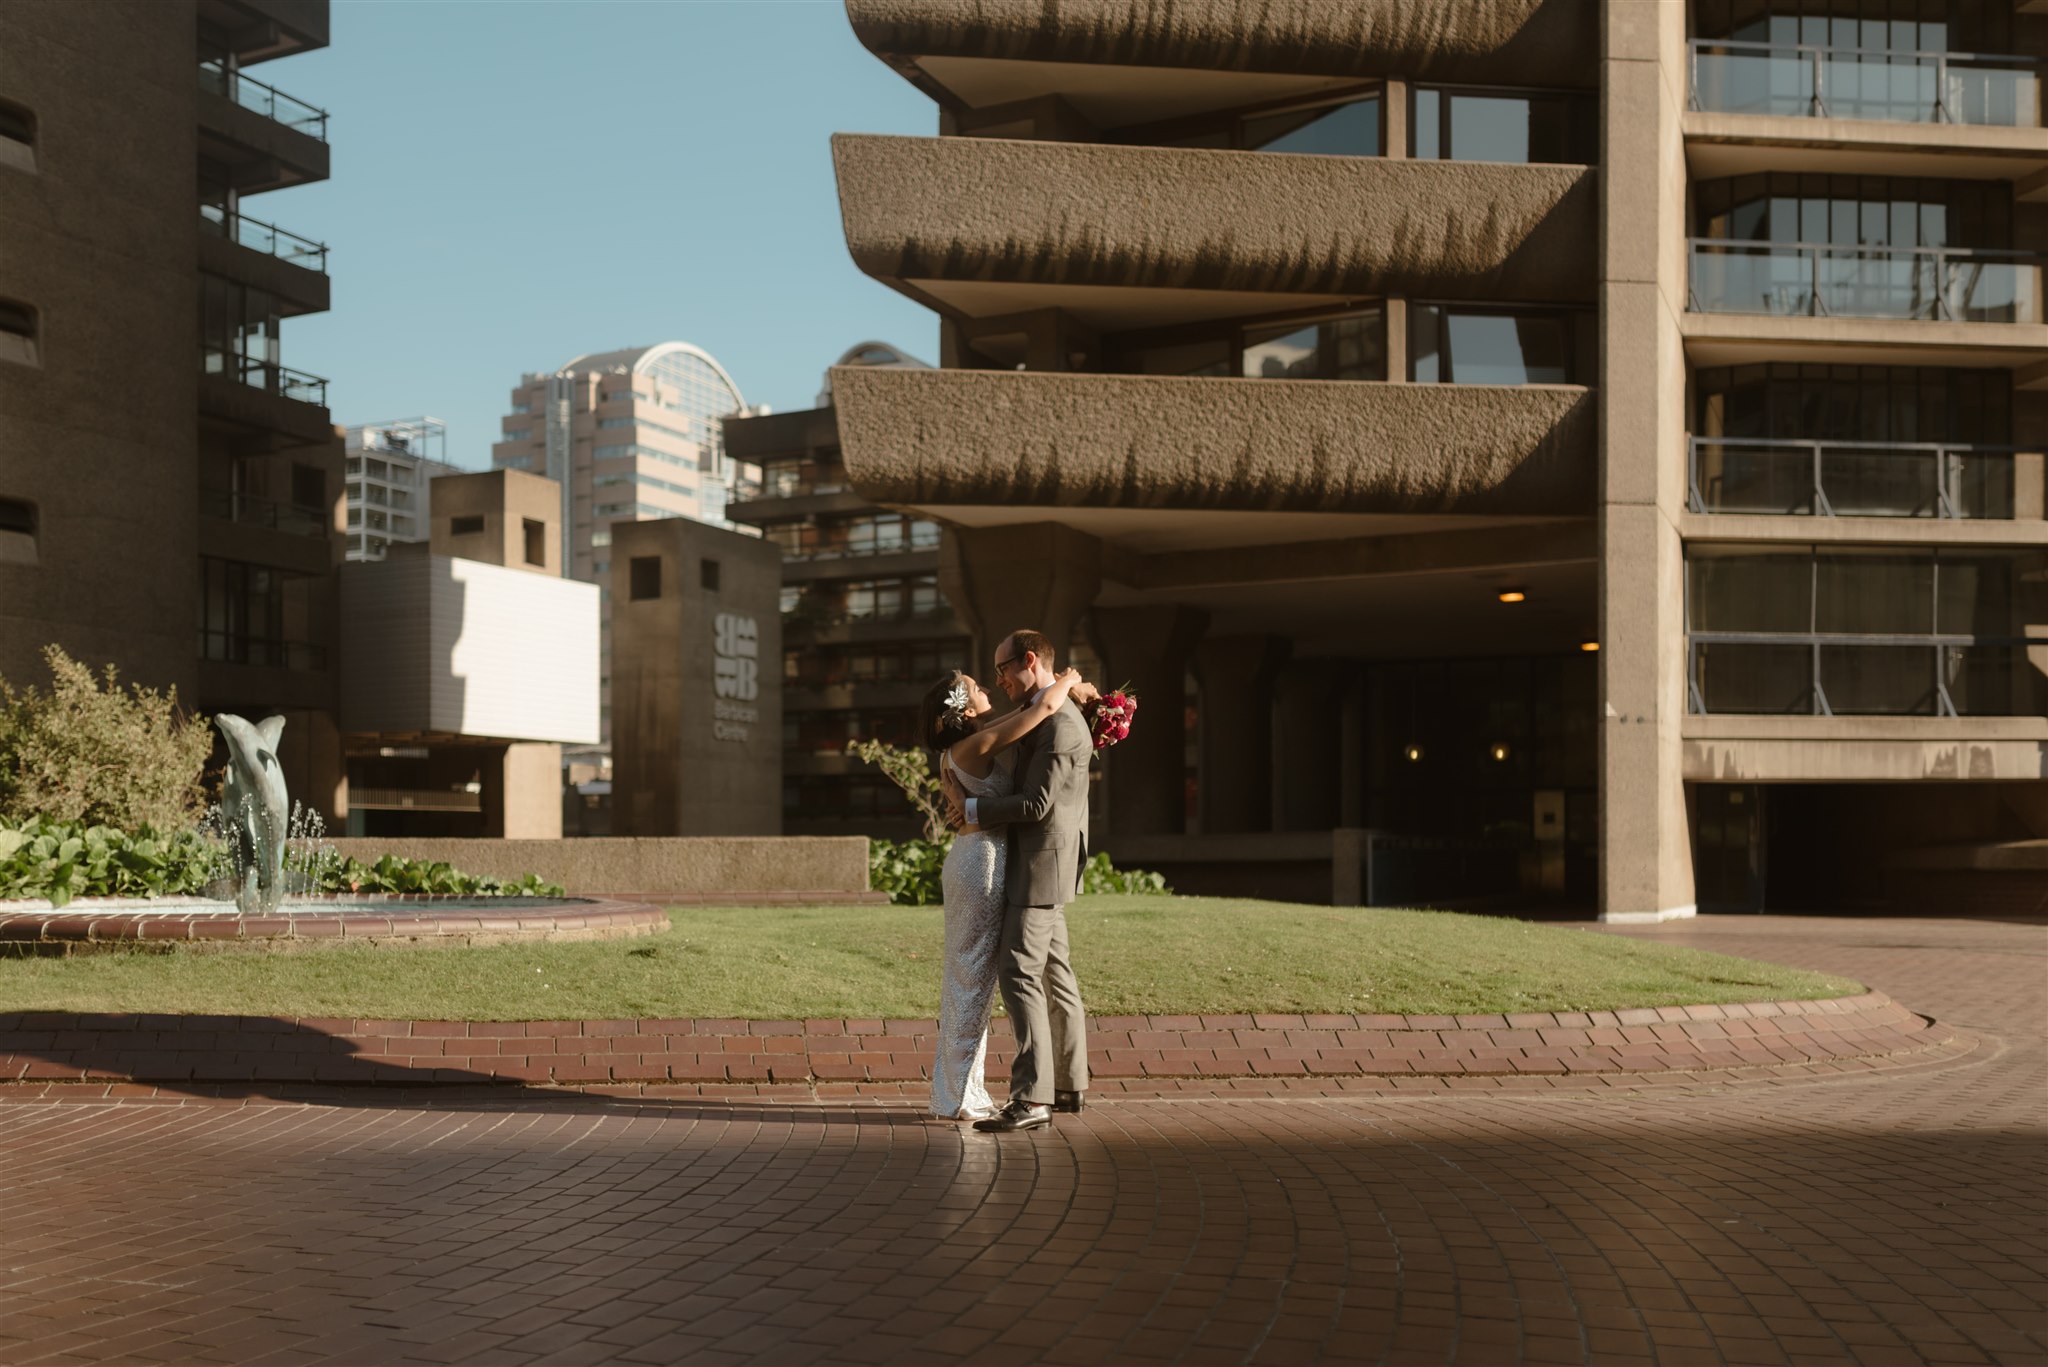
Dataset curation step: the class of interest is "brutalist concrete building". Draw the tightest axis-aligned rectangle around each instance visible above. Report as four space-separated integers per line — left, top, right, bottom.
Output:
826 0 2047 918
724 343 970 838
0 0 348 819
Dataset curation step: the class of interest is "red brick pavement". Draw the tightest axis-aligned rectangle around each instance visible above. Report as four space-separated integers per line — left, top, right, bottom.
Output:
0 988 1951 1089
0 913 2041 1366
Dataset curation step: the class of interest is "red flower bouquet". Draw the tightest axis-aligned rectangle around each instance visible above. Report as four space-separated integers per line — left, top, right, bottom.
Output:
1088 686 1138 751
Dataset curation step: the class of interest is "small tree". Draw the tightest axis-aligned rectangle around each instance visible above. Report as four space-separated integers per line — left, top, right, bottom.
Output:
845 738 951 843
0 646 213 831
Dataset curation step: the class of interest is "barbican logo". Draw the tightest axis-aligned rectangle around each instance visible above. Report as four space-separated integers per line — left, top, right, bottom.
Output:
713 612 759 702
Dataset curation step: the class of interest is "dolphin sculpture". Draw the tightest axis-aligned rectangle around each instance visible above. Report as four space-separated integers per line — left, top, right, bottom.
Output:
216 713 290 915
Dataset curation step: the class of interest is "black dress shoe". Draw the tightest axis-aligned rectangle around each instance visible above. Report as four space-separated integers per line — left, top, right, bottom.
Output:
1053 1090 1085 1114
972 1101 1052 1133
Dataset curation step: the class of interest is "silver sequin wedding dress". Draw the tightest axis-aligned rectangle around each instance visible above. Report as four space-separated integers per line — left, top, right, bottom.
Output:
930 750 1008 1119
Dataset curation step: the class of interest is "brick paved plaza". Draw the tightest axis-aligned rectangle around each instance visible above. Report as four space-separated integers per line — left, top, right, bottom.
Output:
1 914 2042 1366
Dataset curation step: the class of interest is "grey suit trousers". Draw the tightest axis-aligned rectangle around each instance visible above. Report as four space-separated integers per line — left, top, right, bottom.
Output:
997 898 1088 1105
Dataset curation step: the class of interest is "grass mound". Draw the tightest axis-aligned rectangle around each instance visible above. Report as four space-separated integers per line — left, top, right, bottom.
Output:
0 896 1861 1021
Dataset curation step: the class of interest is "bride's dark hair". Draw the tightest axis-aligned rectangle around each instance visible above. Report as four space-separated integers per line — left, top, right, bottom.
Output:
918 670 977 754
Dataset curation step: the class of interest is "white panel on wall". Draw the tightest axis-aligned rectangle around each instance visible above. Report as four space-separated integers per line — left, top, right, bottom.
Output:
437 557 600 744
338 555 599 744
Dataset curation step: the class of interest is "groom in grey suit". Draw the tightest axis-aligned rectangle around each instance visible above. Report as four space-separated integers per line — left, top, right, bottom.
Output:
944 627 1090 1133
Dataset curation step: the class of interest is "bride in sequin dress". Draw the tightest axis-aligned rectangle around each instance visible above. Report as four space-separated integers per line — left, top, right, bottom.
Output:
916 666 1091 1120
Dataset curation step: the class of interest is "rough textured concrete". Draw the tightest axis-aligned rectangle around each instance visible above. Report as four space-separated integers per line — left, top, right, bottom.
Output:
847 0 1599 90
428 468 561 576
832 367 1595 516
834 134 1596 304
324 837 869 897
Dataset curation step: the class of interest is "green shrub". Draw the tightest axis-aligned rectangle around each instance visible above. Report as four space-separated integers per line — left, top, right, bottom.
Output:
0 819 221 908
868 836 951 906
867 838 1169 906
0 817 565 906
1081 851 1170 896
0 646 212 831
316 853 564 899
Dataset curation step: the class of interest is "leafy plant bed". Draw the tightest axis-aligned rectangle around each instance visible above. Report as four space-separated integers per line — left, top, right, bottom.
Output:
0 896 1860 1020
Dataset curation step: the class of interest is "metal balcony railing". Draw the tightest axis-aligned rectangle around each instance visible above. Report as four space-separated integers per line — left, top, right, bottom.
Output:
205 351 329 406
1688 239 2043 322
199 487 330 537
1688 634 2044 717
1688 437 2024 519
198 58 329 140
200 205 328 272
1689 38 2043 126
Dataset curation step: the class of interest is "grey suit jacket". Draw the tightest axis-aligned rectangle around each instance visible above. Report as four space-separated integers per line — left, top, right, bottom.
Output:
976 698 1091 909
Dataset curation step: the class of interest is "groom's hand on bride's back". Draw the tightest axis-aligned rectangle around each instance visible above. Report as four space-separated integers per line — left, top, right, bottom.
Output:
941 770 967 830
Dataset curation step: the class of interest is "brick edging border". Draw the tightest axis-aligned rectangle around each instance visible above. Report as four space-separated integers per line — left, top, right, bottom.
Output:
0 991 1943 1087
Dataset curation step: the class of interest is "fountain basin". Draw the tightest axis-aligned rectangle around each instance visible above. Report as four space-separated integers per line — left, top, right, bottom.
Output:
0 895 667 954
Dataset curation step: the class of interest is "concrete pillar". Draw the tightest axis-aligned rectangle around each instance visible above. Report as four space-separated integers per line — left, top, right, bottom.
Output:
938 523 1103 678
1194 635 1290 834
1088 604 1207 837
487 742 563 838
1598 0 1697 923
1382 79 1408 158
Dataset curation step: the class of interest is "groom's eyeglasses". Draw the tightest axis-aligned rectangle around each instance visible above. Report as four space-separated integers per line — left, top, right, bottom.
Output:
993 654 1022 678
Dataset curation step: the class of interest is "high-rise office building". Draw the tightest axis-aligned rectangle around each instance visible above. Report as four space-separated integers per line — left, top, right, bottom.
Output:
826 0 2048 916
343 418 460 562
490 343 751 758
1 0 347 817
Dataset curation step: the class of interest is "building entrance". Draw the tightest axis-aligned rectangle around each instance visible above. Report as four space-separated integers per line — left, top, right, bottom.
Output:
1693 784 1764 913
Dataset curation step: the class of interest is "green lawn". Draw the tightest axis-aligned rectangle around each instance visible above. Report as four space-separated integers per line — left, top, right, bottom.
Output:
0 896 1861 1020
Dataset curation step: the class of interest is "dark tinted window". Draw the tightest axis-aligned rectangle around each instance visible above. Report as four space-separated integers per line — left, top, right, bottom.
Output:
629 556 661 601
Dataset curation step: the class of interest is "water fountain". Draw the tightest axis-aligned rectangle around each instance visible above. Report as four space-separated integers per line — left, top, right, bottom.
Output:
0 713 663 951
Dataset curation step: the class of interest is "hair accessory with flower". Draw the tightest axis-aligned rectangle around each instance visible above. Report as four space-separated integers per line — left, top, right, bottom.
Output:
943 678 971 716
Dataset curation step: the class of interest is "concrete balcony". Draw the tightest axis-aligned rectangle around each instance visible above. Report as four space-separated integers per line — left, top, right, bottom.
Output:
198 209 328 317
196 62 329 194
726 489 869 526
1682 714 2048 782
783 609 963 648
834 134 1594 322
198 361 336 451
829 366 1595 521
848 0 1596 122
197 0 329 64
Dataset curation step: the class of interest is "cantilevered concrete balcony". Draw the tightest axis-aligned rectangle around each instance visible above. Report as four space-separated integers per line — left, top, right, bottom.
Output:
198 208 329 316
847 0 1595 126
829 366 1593 522
196 60 329 194
197 0 330 65
833 134 1594 322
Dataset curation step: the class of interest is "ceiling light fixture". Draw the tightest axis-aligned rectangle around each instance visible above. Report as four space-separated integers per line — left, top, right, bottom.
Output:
1402 744 1424 763
1580 639 1600 652
1497 588 1527 604
1488 743 1511 762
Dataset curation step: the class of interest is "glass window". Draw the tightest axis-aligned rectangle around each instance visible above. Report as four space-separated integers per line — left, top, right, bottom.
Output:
1242 97 1380 156
1412 88 1594 163
1410 306 1572 384
1242 309 1384 381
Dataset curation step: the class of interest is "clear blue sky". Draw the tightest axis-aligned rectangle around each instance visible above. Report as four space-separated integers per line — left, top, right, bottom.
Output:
282 0 938 468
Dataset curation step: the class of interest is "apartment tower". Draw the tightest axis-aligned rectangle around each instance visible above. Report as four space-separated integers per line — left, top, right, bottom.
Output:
0 0 346 817
827 0 2047 916
491 343 749 758
724 342 969 836
343 417 460 562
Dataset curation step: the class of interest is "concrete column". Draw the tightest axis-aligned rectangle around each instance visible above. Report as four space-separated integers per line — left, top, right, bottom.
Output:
1383 297 1409 383
1194 635 1290 834
1598 0 1697 923
1382 79 1408 158
1088 604 1207 837
938 522 1103 678
491 742 563 838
